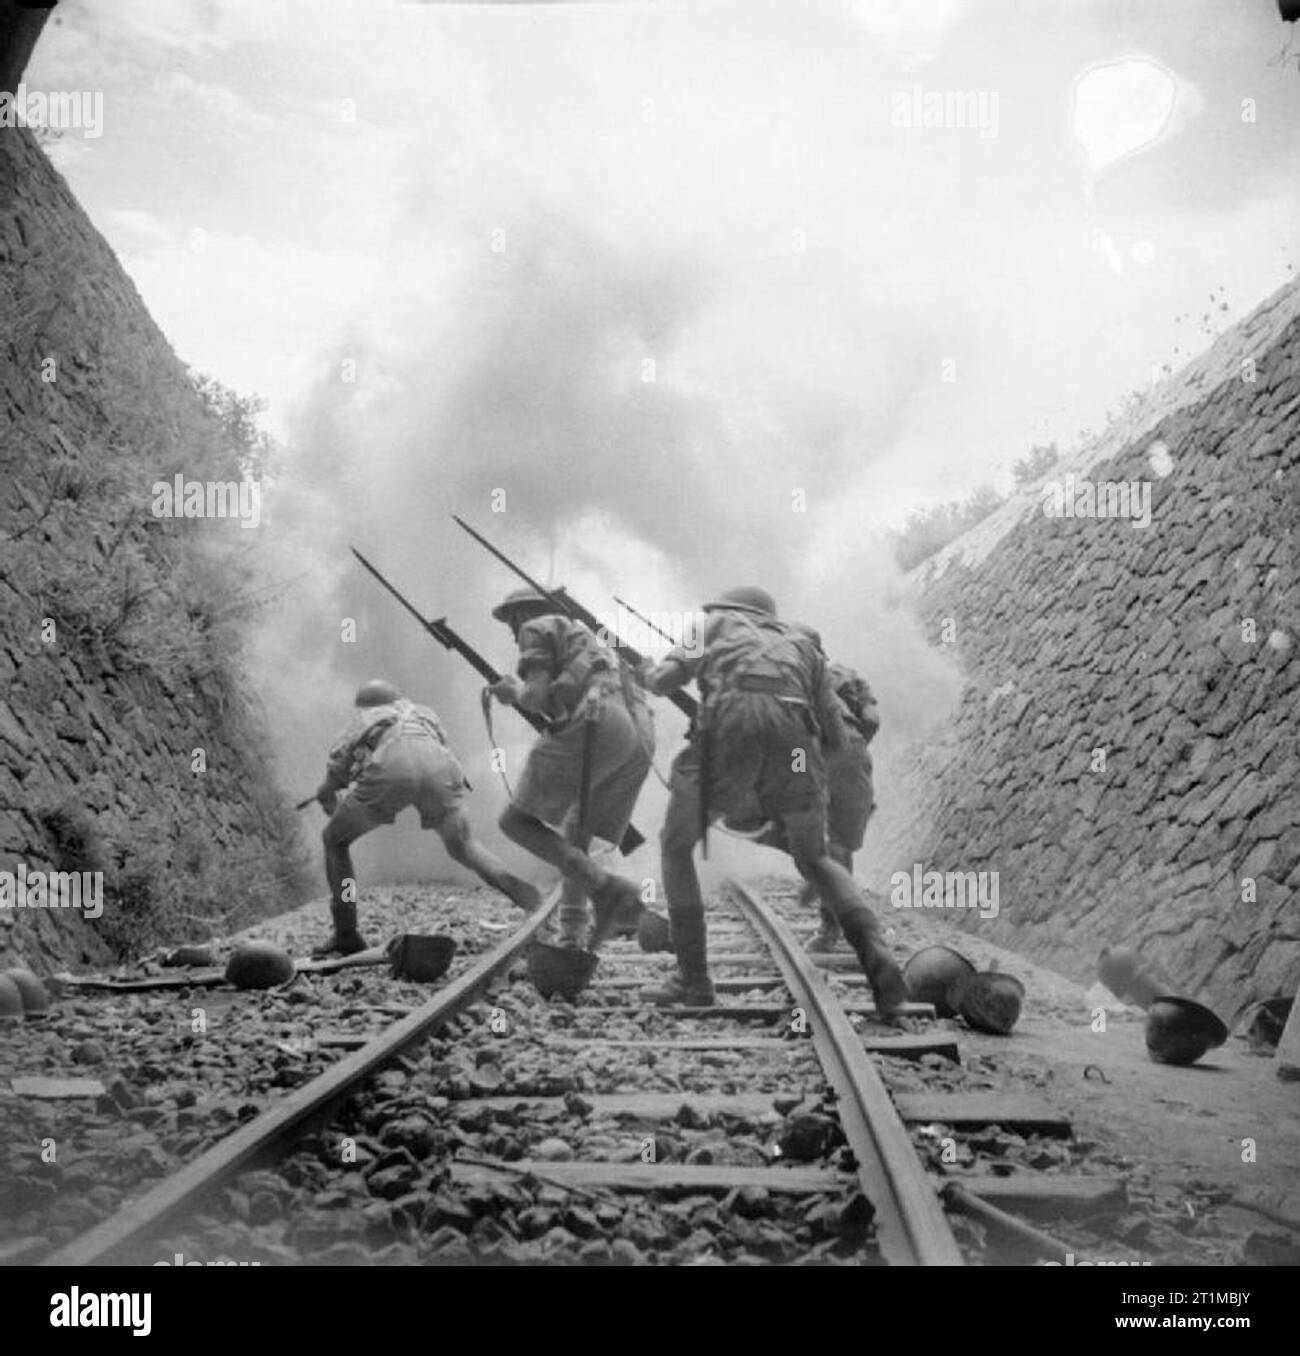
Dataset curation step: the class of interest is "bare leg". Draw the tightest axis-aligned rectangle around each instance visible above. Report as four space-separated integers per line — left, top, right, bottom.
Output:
556 808 592 945
818 843 851 942
499 805 614 893
498 804 642 947
439 809 541 912
318 801 374 953
795 848 906 1016
643 763 714 1005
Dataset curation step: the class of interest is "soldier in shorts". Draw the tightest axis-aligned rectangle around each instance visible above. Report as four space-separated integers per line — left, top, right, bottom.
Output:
490 588 654 949
640 587 907 1014
313 679 541 956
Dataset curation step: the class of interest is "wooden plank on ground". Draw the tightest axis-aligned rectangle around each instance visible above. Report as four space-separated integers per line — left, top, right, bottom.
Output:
612 953 769 966
583 1001 934 1021
52 971 228 993
450 1161 1120 1215
545 1031 957 1060
953 1174 1125 1216
452 1092 778 1118
594 973 871 992
893 1092 1071 1136
11 1076 106 1099
863 1033 960 1062
451 1161 843 1194
593 974 786 991
545 1037 796 1052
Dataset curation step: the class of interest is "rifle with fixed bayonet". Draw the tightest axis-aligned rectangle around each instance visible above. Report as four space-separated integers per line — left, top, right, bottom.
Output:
451 515 699 724
612 594 678 647
349 545 645 856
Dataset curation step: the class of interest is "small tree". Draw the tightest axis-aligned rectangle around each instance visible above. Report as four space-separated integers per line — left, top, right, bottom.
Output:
891 484 1006 572
189 371 275 480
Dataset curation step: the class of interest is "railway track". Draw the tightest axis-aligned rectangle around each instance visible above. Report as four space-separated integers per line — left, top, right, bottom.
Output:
36 877 1120 1268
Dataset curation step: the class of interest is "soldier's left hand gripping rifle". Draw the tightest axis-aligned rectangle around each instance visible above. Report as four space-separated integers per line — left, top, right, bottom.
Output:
348 545 646 857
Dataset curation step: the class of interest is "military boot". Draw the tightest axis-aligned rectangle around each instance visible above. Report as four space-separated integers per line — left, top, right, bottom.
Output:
311 899 369 959
643 907 715 1006
840 911 907 1018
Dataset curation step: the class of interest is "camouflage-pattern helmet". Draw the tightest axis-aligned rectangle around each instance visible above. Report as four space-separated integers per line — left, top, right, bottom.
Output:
355 679 402 708
701 585 778 618
790 621 823 652
491 585 559 623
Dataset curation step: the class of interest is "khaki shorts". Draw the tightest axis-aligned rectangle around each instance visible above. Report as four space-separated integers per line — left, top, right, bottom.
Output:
664 697 829 861
512 697 653 845
341 738 467 833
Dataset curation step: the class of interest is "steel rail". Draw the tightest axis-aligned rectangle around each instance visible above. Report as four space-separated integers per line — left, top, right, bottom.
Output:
724 878 964 1266
42 890 562 1267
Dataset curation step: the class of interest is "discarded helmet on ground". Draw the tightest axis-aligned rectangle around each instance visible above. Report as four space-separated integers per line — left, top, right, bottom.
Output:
387 933 456 983
790 621 823 651
1241 996 1293 1051
0 973 24 1021
355 679 402 708
1145 996 1228 1066
2 968 51 1018
225 941 296 990
902 945 975 1018
701 586 778 618
491 586 558 622
526 942 597 1002
955 970 1024 1035
636 910 674 954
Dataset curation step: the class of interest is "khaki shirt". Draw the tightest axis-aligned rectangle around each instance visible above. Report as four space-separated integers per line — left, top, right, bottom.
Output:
323 700 449 791
664 610 847 752
516 613 629 726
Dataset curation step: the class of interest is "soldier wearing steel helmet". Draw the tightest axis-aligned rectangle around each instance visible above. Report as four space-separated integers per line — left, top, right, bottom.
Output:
787 623 881 952
489 587 655 949
311 679 541 957
639 587 907 1015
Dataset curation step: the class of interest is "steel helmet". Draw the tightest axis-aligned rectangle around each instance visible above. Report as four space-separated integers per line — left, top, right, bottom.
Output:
955 970 1025 1035
902 945 975 1018
355 679 402 708
225 941 296 991
491 586 559 622
701 585 778 618
2 968 51 1018
1145 996 1228 1066
790 621 823 652
526 941 598 1001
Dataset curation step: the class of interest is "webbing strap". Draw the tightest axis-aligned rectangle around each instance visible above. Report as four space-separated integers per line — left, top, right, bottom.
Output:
481 686 516 799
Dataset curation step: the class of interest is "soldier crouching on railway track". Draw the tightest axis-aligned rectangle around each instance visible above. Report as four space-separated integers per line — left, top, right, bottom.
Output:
489 587 655 949
790 623 881 954
312 679 542 957
639 587 908 1015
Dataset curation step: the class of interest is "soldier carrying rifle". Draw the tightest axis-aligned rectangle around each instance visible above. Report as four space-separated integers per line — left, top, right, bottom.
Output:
311 679 541 957
489 587 655 949
640 586 907 1015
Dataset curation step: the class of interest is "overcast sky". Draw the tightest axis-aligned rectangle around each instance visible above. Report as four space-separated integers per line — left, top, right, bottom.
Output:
27 0 1300 528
